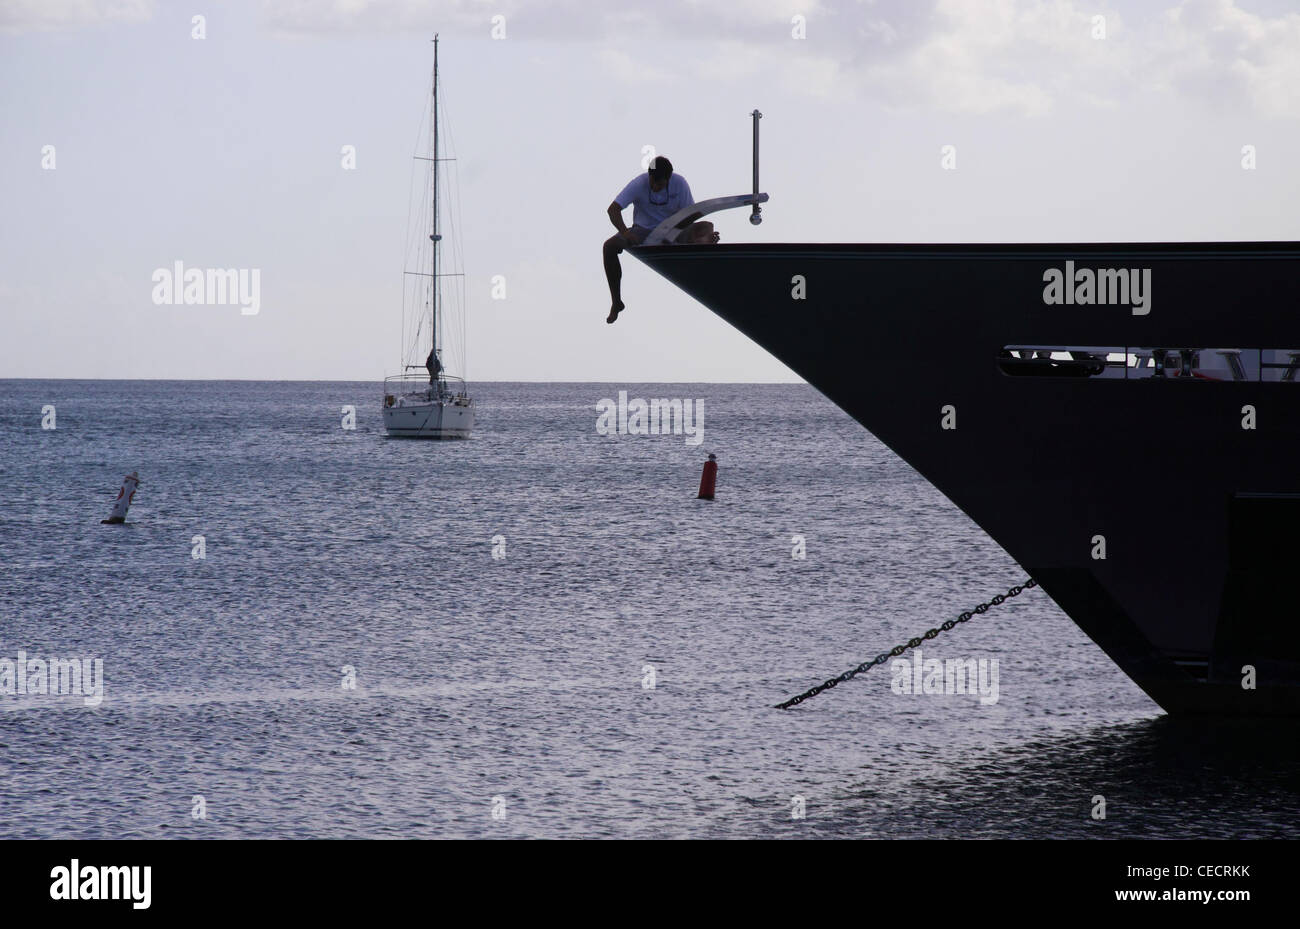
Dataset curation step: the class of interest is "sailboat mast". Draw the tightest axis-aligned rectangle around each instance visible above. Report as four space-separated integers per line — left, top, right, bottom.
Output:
430 34 440 371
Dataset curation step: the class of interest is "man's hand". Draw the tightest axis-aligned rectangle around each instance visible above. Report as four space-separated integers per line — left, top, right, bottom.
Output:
620 229 638 245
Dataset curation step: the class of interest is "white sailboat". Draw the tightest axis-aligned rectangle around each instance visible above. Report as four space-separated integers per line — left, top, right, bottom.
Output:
383 35 474 439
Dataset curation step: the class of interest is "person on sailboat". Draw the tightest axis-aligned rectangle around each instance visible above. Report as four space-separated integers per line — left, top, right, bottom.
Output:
425 348 442 385
603 156 719 324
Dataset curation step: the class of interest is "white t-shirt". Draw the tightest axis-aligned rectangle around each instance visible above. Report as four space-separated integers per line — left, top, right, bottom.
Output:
614 173 694 231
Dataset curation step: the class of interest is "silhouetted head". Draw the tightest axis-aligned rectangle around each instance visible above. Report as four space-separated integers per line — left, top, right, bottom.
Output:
648 156 673 191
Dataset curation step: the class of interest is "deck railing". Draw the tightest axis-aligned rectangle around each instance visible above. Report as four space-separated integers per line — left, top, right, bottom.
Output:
383 372 470 406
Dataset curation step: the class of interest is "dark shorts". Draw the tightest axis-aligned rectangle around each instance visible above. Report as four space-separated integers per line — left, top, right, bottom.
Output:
627 224 691 246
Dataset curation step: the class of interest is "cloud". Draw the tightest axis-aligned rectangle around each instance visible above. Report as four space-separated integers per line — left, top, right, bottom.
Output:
681 0 1300 118
258 0 835 41
844 0 1109 116
1154 0 1300 118
8 0 1297 118
0 0 154 33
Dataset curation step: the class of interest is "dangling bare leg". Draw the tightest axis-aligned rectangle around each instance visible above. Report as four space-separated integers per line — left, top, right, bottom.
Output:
603 232 629 323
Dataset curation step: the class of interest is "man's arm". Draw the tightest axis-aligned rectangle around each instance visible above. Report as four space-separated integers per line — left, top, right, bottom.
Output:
607 201 638 243
609 175 646 240
607 201 630 234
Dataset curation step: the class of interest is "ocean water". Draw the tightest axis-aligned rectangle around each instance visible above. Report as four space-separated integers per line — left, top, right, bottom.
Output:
1 380 1296 839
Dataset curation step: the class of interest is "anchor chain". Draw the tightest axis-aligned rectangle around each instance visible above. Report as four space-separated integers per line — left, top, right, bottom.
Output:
775 578 1038 709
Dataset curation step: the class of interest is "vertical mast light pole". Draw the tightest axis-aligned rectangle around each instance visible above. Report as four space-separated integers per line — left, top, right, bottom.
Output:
750 109 762 225
430 35 440 372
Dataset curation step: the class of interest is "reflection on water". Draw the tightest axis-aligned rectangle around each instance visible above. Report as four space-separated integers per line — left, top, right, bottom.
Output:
816 717 1300 838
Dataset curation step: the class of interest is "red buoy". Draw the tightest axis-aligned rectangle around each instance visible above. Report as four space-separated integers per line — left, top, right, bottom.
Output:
101 471 141 525
697 454 718 500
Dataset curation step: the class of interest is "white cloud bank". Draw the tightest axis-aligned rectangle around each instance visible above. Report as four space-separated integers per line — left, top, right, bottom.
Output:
266 0 1300 118
3 0 1297 116
0 0 153 32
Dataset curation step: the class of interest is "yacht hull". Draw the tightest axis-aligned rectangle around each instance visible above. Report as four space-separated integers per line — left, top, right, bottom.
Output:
631 241 1300 716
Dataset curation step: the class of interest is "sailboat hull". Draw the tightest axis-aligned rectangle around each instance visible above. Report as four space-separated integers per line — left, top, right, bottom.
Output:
382 398 474 439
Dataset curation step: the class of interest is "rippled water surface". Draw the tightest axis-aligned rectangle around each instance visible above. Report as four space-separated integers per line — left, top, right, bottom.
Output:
2 380 1297 838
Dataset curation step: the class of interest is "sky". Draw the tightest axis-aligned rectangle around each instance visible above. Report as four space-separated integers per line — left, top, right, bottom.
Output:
1 0 1298 382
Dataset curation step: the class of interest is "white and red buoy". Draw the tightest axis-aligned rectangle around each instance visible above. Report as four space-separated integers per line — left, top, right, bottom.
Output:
697 454 717 500
101 471 141 525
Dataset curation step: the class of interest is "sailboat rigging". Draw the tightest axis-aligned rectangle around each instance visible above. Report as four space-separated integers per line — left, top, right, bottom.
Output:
383 34 474 439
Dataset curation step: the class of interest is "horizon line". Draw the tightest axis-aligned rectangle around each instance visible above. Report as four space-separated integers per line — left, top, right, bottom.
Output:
0 376 808 385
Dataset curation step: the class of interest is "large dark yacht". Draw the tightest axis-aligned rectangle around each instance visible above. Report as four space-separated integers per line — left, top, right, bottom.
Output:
631 238 1300 715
